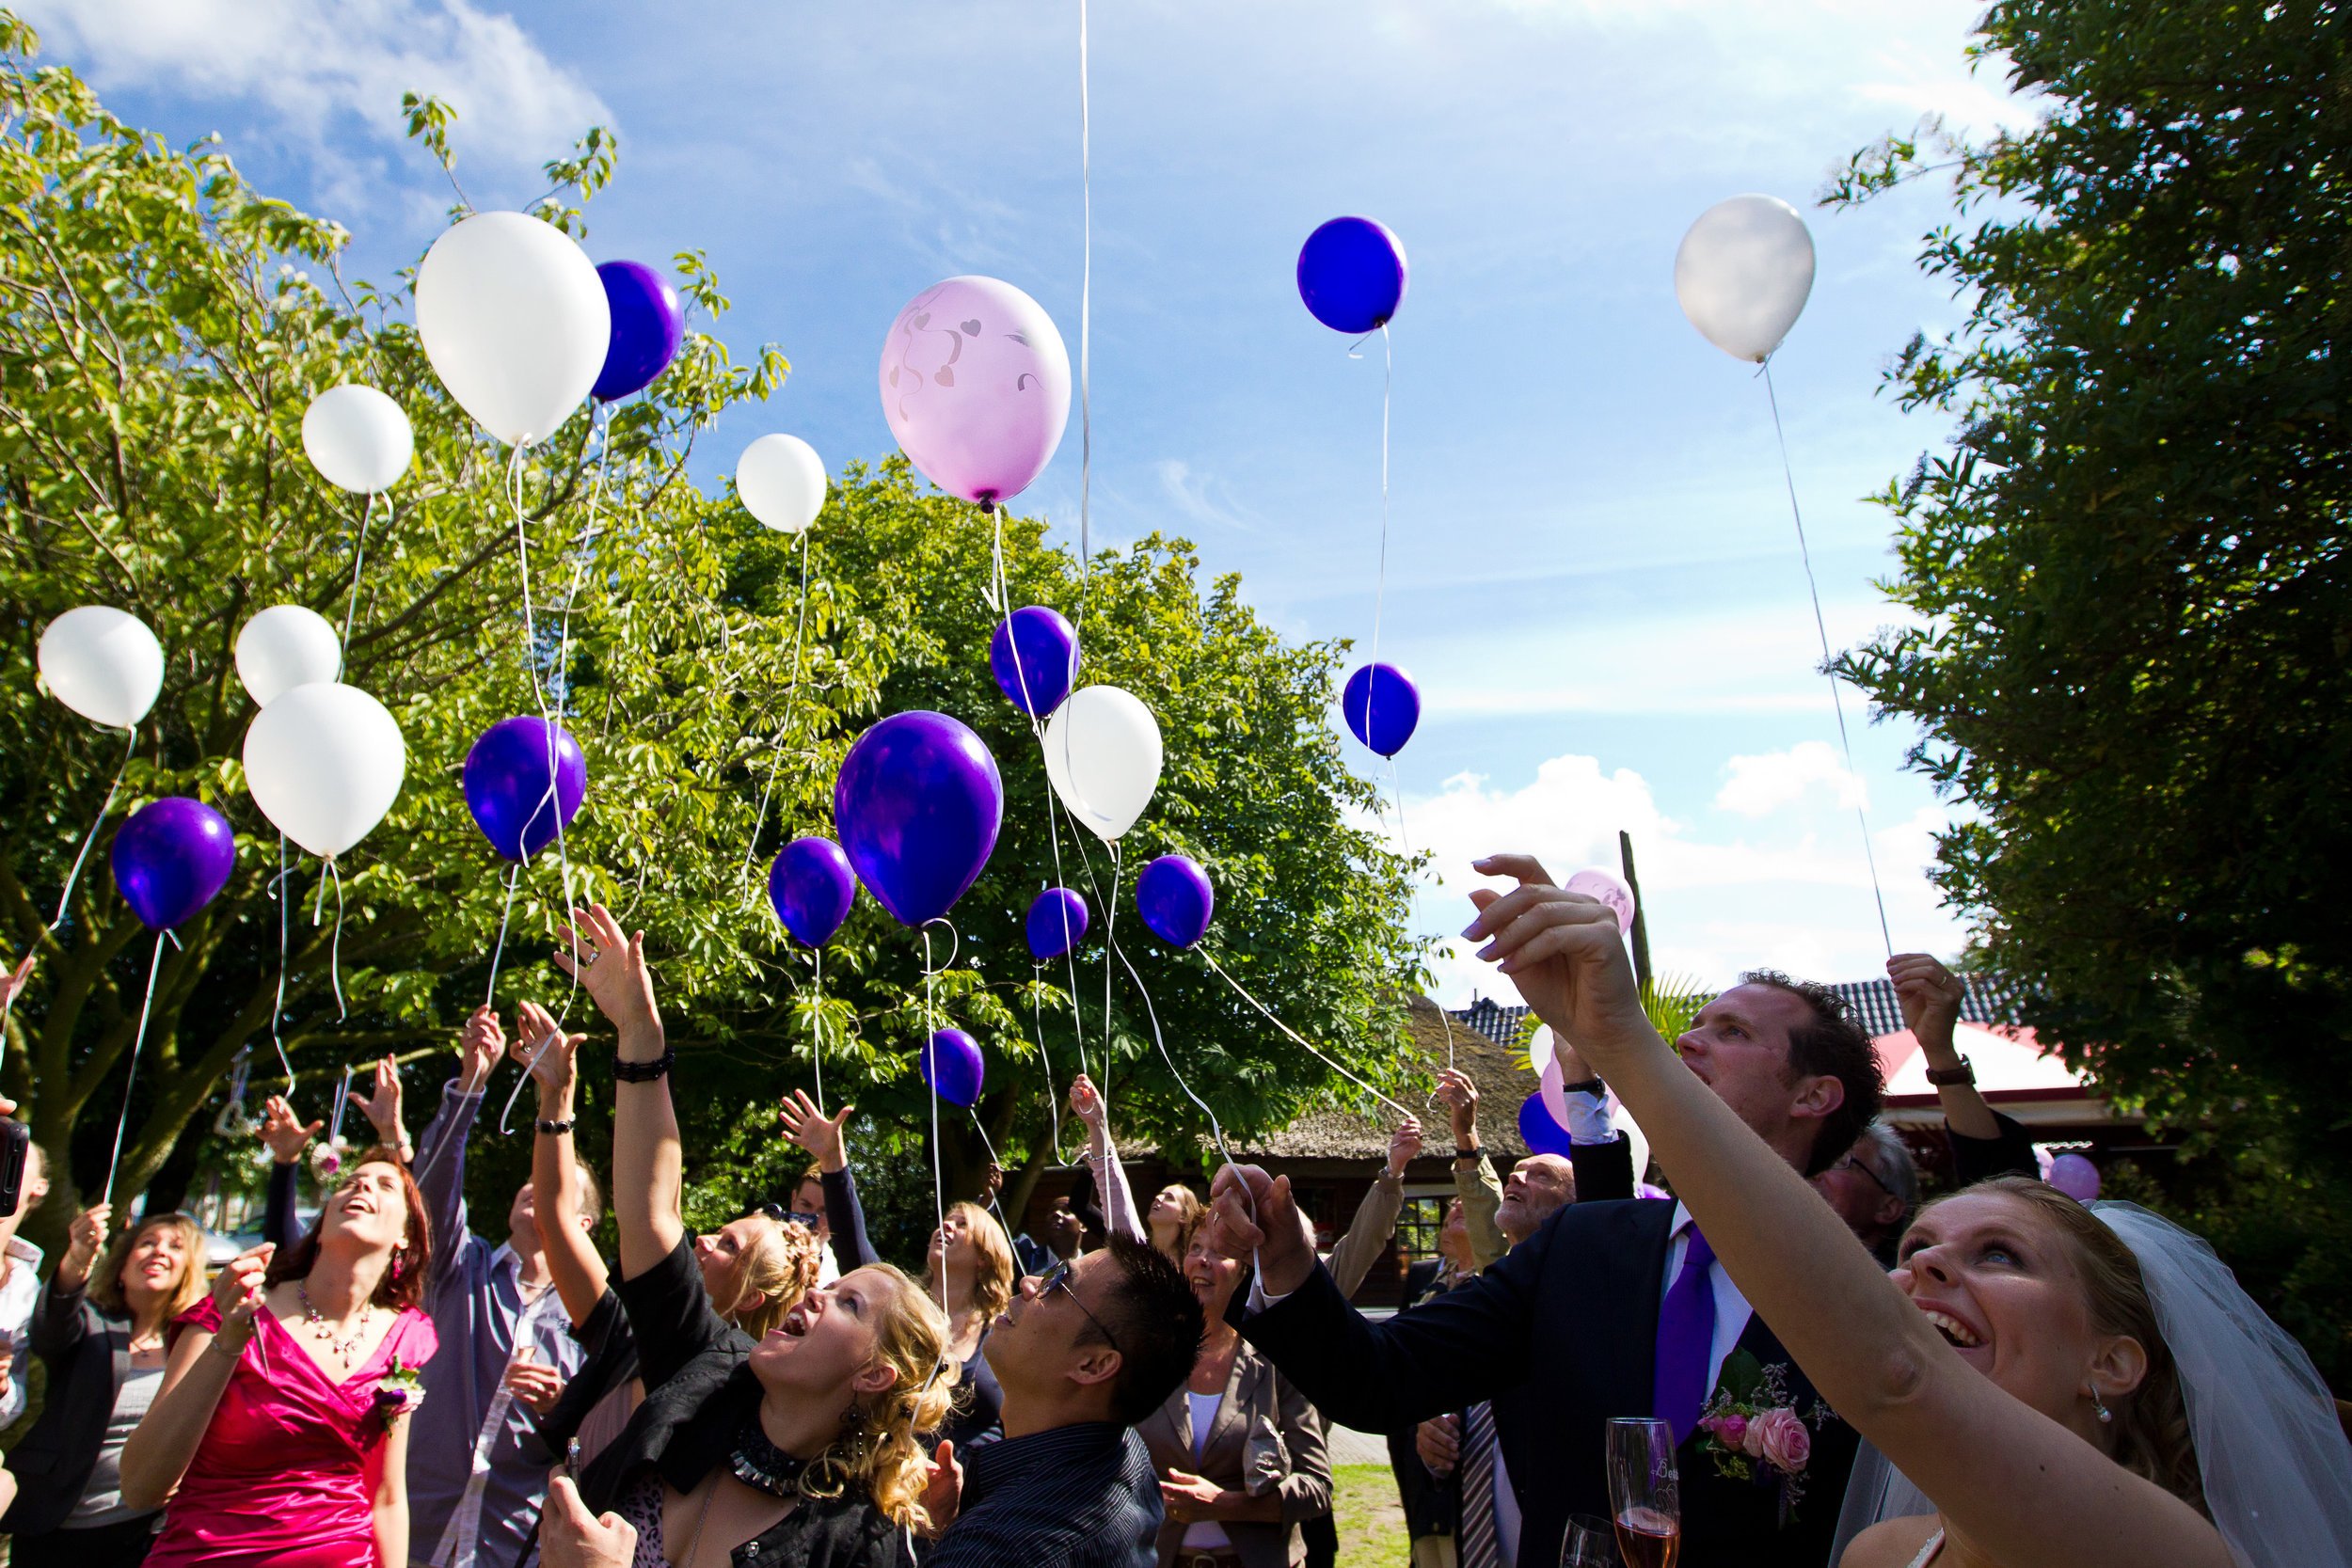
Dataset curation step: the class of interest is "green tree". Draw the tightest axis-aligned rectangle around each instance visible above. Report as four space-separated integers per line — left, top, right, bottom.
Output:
1827 0 2352 1375
0 18 1422 1255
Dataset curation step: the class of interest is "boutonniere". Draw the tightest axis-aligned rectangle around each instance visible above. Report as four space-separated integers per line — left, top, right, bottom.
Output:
1694 1351 1836 1524
376 1358 426 1419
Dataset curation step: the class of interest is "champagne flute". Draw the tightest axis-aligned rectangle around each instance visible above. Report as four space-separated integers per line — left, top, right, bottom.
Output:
1606 1417 1681 1568
1560 1513 1623 1567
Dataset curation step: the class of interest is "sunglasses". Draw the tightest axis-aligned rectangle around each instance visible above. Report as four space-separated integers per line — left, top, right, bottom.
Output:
749 1202 825 1230
1035 1256 1120 1354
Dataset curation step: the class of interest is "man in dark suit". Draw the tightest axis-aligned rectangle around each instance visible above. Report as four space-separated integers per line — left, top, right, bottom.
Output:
1206 862 1882 1568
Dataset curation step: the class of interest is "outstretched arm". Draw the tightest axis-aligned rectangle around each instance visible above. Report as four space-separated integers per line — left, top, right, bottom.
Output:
1069 1074 1144 1242
1328 1117 1418 1296
413 1022 501 1287
1464 853 2231 1568
558 906 676 1279
1890 954 2001 1143
516 1000 609 1327
779 1091 879 1271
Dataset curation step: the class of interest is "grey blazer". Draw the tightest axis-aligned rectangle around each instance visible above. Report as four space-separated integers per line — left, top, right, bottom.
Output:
1137 1338 1331 1568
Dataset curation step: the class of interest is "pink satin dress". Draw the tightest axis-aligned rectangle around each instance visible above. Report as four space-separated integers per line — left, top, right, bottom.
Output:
144 1296 438 1568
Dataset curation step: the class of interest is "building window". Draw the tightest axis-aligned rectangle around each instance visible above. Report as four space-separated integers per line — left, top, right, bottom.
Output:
1394 1193 1447 1262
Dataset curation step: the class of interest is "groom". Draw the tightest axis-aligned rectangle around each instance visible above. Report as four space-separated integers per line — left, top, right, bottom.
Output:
1203 858 1880 1568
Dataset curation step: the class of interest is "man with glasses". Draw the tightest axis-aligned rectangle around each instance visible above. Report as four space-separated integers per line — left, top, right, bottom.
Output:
1811 1120 1919 1268
928 1235 1203 1568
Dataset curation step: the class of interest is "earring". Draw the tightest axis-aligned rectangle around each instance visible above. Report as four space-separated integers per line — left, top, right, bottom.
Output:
2091 1389 2112 1424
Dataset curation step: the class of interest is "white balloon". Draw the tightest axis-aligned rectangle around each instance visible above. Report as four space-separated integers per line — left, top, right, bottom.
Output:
1674 194 1816 363
38 606 163 728
1528 1022 1556 1080
300 385 413 494
737 435 828 533
415 212 610 446
1610 1088 1653 1191
243 682 407 858
234 606 343 707
1041 685 1163 843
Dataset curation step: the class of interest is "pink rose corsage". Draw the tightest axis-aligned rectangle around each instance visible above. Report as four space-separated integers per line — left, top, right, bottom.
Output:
1694 1351 1835 1525
375 1358 426 1419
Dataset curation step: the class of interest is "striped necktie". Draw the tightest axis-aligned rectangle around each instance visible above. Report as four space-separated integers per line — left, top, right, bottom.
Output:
1457 1401 1504 1568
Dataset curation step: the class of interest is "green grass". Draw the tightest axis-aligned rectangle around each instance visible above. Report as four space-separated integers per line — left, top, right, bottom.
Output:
1332 1462 1411 1568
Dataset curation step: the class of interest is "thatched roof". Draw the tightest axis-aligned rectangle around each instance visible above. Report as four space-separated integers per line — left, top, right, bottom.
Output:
1239 996 1534 1162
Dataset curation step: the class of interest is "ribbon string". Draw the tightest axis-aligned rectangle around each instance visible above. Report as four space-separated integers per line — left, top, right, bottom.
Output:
52 725 136 930
1200 947 1414 1117
101 929 167 1204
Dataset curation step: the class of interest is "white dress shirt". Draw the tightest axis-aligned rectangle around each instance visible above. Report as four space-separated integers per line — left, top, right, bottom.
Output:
0 1234 44 1429
1664 1202 1755 1398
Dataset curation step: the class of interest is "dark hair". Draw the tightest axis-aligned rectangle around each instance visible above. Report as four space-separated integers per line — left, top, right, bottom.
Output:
264 1148 432 1313
1738 970 1883 1177
1089 1234 1203 1426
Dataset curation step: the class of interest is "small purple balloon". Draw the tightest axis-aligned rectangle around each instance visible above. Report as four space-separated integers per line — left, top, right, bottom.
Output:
770 837 856 948
593 261 685 403
1025 887 1089 961
921 1026 986 1108
2048 1152 2102 1202
464 717 588 863
1297 216 1409 334
990 606 1078 718
1518 1091 1576 1158
1342 662 1421 757
1136 855 1214 949
111 797 236 931
834 711 1005 927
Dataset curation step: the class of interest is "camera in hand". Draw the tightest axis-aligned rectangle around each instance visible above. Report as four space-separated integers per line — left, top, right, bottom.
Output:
0 1117 26 1218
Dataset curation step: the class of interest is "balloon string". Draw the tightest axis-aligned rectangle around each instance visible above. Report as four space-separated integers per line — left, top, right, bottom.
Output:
920 923 948 1312
341 490 377 667
53 726 135 930
103 929 167 1204
1076 0 1093 621
1387 753 1457 1074
1367 323 1392 747
1200 947 1412 1117
1761 359 1892 958
497 1026 557 1137
1043 793 1098 1084
965 1108 1031 1280
552 404 613 725
1106 922 1248 1221
1029 962 1074 1166
1103 839 1120 1103
268 833 294 1092
325 857 347 1021
484 862 519 1007
809 945 825 1117
509 442 551 720
743 527 813 882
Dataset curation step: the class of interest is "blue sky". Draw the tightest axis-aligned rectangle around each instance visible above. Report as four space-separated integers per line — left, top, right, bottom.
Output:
24 0 2031 1001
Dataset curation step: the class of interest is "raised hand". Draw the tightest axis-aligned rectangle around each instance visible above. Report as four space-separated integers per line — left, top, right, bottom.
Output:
514 1001 586 1096
348 1055 406 1151
1386 1116 1423 1180
456 1006 504 1094
260 1095 324 1166
555 905 660 1048
917 1439 963 1538
540 1475 637 1568
776 1088 853 1173
1887 953 1964 1053
1068 1072 1106 1131
1204 1163 1316 1295
1463 854 1647 1062
208 1243 274 1348
60 1203 111 1288
1435 1068 1479 1145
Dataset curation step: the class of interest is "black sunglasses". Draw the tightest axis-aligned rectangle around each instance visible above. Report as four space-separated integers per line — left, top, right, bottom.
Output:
1036 1256 1120 1354
749 1202 824 1229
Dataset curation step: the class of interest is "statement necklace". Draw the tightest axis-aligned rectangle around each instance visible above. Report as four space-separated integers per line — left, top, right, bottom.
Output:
728 1416 813 1498
295 1279 377 1370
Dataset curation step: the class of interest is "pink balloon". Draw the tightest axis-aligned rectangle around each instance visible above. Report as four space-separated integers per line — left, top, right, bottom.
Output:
879 277 1072 507
1539 1056 1572 1131
2048 1152 2102 1202
1565 867 1637 935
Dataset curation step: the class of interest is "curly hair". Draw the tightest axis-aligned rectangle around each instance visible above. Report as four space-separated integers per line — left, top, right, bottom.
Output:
813 1262 957 1532
89 1212 208 1324
723 1213 819 1340
1737 970 1885 1176
1924 1179 2205 1513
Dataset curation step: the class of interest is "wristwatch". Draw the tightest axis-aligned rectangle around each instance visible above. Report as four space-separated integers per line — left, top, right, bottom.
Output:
1559 1076 1604 1096
1925 1056 1976 1086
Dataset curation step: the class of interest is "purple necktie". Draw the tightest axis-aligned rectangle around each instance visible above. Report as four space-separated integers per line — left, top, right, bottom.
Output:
1653 1224 1718 1444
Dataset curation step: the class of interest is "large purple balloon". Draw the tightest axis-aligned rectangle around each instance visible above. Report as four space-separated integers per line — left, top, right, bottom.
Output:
879 277 1072 508
990 606 1078 718
1026 887 1089 961
464 717 588 862
921 1026 986 1108
1136 855 1214 949
1518 1091 1576 1158
112 797 236 931
1342 662 1421 757
834 711 1004 927
592 261 685 403
1297 216 1408 334
770 836 856 948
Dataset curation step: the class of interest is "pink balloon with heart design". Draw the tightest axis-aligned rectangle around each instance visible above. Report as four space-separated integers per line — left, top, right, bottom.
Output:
1564 867 1637 935
879 276 1072 507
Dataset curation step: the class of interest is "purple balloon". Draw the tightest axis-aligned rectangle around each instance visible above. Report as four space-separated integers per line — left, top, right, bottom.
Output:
879 277 1072 508
990 606 1078 718
1136 855 1214 949
2048 1152 2102 1202
1297 216 1409 334
1025 887 1089 961
111 797 236 931
921 1026 986 1108
464 717 588 863
592 261 685 403
770 836 856 948
1518 1091 1576 1158
1342 662 1421 757
833 711 1004 927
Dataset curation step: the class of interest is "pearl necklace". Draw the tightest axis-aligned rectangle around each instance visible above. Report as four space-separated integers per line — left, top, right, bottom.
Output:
295 1279 376 1370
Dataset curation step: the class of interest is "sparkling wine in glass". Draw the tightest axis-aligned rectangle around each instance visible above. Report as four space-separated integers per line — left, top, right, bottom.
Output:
1606 1417 1681 1568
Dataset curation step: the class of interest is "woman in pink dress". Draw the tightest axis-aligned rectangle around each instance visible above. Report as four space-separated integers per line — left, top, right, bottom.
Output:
120 1148 438 1568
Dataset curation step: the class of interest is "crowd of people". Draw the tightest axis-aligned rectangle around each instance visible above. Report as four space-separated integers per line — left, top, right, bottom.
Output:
0 864 2346 1568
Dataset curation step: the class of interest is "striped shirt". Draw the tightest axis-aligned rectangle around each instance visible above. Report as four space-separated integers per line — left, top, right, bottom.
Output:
930 1420 1161 1568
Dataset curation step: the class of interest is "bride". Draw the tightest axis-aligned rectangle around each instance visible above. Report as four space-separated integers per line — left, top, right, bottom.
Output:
1452 854 2352 1568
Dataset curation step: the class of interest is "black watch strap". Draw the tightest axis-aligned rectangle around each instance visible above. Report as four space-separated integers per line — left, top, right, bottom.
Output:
612 1048 675 1084
1559 1076 1605 1096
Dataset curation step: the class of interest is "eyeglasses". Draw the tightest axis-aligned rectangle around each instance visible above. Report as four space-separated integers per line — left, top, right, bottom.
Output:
1834 1151 1896 1200
1035 1257 1120 1354
749 1201 824 1230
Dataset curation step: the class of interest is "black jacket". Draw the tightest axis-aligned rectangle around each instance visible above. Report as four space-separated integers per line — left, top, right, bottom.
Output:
0 1279 143 1537
1234 1198 1858 1568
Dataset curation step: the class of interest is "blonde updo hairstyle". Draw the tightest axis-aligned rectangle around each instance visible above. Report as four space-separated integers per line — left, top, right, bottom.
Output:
721 1213 820 1340
805 1262 959 1532
945 1200 1016 1321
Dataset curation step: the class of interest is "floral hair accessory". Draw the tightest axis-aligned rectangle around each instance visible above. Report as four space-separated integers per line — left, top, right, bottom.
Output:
310 1141 343 1181
1694 1351 1836 1525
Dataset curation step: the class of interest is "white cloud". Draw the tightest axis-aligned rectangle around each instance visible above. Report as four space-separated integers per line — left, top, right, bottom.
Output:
1154 459 1258 534
19 0 606 191
1715 739 1867 817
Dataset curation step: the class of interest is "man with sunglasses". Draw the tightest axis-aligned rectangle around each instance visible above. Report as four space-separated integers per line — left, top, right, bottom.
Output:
1810 1120 1919 1268
927 1235 1203 1568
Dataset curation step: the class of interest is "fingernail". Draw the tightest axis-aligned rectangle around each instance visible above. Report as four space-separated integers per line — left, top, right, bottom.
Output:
1459 921 1483 939
1475 942 1497 960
